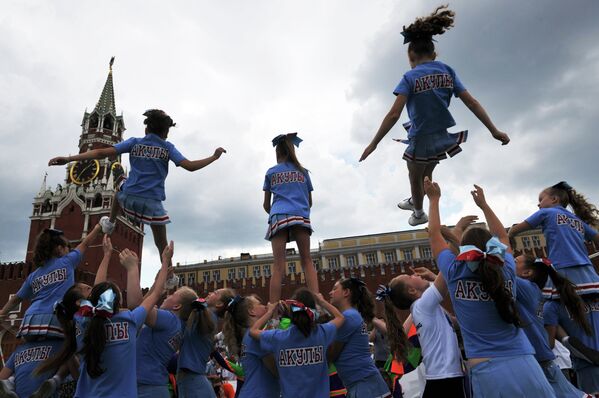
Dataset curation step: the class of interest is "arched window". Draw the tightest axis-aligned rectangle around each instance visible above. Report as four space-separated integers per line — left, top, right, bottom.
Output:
103 115 114 131
93 193 102 208
41 199 52 213
89 112 99 129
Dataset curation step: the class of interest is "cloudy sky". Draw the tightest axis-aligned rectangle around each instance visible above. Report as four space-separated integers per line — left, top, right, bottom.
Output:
1 0 597 286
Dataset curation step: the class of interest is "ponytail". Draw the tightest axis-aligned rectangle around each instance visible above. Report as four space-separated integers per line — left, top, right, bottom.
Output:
461 228 521 327
402 5 455 56
222 296 249 357
32 228 69 268
339 277 375 324
525 255 592 335
276 138 306 175
35 285 84 375
288 288 317 338
376 284 410 362
188 298 216 337
548 181 599 228
80 282 121 378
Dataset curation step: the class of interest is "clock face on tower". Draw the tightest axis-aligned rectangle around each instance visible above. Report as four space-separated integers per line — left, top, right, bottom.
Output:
69 159 100 185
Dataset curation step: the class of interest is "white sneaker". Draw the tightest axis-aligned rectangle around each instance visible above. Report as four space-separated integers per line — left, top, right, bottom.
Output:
100 216 115 234
165 274 180 290
408 212 428 226
397 197 415 211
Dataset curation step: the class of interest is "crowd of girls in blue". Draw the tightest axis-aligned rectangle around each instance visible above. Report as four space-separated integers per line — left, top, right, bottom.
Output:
0 4 597 398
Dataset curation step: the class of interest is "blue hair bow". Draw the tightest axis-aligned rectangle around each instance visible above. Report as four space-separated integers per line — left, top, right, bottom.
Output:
272 132 302 148
375 285 392 301
78 289 116 318
457 236 507 272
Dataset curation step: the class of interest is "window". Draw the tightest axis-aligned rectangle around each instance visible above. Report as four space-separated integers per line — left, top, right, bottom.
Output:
532 236 541 248
365 252 377 265
288 262 297 274
188 273 195 286
327 257 339 270
384 251 396 263
420 246 432 259
238 268 246 279
212 270 221 282
346 255 357 267
203 271 210 283
402 249 413 261
228 268 236 280
313 260 320 271
263 265 272 277
521 236 531 249
253 266 261 278
178 275 184 287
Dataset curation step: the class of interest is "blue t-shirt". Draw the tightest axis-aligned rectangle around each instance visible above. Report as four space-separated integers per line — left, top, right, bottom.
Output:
260 322 337 398
113 133 187 201
17 249 82 315
177 311 217 374
544 296 599 353
75 307 147 398
334 308 378 386
263 162 313 219
6 340 63 398
437 249 534 359
393 60 466 138
239 330 280 398
515 278 555 362
526 206 597 268
136 309 184 386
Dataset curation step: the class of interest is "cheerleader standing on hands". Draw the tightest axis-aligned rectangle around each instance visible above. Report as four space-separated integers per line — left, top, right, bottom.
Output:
360 5 509 226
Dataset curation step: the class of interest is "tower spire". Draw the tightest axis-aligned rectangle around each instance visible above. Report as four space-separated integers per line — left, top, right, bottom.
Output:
94 57 116 115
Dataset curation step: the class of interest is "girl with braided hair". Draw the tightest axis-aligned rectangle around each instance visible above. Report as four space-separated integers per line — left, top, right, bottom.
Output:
360 5 509 227
328 277 390 397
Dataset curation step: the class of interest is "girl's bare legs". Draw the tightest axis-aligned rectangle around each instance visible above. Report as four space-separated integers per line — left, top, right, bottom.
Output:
293 226 319 295
108 195 121 224
150 224 169 265
269 231 288 303
407 161 437 210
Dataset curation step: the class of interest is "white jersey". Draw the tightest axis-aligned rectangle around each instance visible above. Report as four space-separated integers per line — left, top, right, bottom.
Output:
411 284 463 380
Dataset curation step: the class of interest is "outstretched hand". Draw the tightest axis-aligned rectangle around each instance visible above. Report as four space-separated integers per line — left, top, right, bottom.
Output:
424 176 441 199
119 248 139 270
492 130 510 145
102 235 113 257
410 266 437 282
48 157 69 166
213 147 227 159
471 185 488 208
359 143 377 162
161 241 174 265
455 215 479 231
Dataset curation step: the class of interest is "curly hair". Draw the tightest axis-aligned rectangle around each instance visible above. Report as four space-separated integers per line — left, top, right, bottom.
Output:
403 5 455 56
546 185 599 228
32 229 69 268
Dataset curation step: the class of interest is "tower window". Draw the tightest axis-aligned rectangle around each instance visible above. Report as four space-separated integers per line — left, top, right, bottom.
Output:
103 115 114 131
89 113 99 129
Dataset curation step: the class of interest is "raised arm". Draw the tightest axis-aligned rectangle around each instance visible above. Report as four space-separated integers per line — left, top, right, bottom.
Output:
470 185 511 251
48 147 117 166
179 148 226 172
249 302 278 340
508 221 533 239
75 224 102 256
94 235 112 285
457 91 510 145
0 295 23 318
139 242 171 316
119 249 143 309
359 95 407 162
424 177 449 258
315 293 345 329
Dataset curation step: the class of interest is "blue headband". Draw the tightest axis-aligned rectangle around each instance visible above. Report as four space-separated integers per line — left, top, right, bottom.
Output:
272 133 302 148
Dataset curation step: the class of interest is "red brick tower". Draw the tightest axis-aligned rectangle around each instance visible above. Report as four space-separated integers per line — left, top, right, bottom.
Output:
0 59 144 361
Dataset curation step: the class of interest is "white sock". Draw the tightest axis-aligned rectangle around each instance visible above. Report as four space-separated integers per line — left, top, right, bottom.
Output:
414 209 424 217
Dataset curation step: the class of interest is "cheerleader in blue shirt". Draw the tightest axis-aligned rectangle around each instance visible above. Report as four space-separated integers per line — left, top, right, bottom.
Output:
68 243 169 398
328 278 390 398
250 288 345 398
222 295 280 398
0 225 101 340
49 109 226 262
263 133 318 302
136 286 202 398
509 181 599 297
424 178 554 397
360 5 509 227
514 255 593 397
